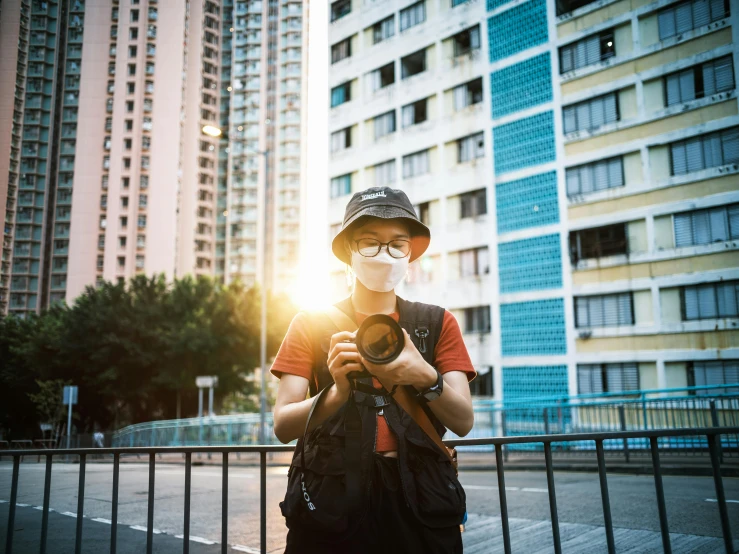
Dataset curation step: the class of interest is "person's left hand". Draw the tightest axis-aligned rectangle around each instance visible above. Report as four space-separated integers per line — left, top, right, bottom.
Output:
360 329 438 390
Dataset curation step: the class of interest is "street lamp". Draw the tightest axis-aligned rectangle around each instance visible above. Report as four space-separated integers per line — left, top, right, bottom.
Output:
201 125 270 445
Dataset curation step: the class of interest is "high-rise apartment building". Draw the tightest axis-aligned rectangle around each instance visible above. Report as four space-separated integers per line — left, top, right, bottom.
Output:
219 0 304 292
0 0 305 317
327 0 738 400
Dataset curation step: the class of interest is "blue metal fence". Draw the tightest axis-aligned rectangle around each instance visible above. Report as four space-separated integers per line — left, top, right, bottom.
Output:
110 384 739 456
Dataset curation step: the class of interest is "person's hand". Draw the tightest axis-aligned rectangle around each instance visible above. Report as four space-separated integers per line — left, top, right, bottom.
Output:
361 329 437 390
327 331 360 401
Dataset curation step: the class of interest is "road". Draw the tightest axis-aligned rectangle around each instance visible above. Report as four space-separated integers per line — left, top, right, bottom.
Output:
1 458 738 553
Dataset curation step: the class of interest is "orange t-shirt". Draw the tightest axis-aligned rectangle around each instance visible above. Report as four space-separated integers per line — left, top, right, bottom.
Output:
271 309 476 452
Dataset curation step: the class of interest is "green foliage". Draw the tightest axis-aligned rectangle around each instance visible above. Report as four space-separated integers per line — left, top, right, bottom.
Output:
0 275 296 439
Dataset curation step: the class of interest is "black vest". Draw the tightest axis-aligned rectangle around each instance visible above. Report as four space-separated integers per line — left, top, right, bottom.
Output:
279 297 466 536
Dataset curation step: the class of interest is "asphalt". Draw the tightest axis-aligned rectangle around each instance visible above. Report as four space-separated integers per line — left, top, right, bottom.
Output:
1 460 738 553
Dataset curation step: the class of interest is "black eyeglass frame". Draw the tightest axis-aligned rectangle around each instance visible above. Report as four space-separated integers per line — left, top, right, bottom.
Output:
352 238 411 259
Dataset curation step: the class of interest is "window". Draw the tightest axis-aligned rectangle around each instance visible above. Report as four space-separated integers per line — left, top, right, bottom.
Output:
130 9 139 22
569 223 627 262
331 37 351 64
452 77 483 111
128 63 136 76
123 158 131 169
120 216 128 228
463 306 491 333
128 45 137 58
556 0 599 16
122 177 130 189
331 81 351 107
670 126 739 175
665 56 735 106
457 246 489 278
457 132 485 163
369 63 395 92
139 194 147 208
374 159 396 187
401 98 428 127
563 92 618 134
417 202 431 225
119 236 127 248
575 292 634 327
140 175 148 188
460 188 487 218
401 49 426 79
657 0 730 41
688 360 739 395
402 149 429 178
559 29 615 74
330 174 352 198
330 127 352 152
372 15 395 44
125 119 133 131
400 1 425 31
127 82 135 94
451 25 480 57
138 215 147 228
330 0 351 22
126 100 134 112
578 363 639 394
130 27 138 40
566 156 624 196
682 280 739 320
374 110 396 140
137 235 146 248
124 138 132 150
469 366 493 397
673 203 739 247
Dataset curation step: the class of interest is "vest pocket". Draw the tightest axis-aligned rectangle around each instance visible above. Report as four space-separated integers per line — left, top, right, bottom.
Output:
280 436 350 533
406 439 466 524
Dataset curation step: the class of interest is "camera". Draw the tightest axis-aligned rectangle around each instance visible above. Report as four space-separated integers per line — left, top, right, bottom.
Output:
346 314 405 380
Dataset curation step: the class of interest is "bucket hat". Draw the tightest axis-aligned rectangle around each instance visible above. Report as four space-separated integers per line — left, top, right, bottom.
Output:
331 187 431 264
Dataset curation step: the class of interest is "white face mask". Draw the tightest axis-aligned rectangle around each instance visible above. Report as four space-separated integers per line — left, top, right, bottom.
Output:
351 250 409 292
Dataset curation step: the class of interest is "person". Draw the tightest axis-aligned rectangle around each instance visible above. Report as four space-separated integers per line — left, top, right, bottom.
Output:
272 187 476 553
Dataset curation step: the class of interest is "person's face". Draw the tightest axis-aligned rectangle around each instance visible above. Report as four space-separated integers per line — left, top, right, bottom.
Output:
349 219 412 259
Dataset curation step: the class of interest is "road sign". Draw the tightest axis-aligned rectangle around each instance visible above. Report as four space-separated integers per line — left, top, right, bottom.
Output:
195 376 218 388
63 386 78 405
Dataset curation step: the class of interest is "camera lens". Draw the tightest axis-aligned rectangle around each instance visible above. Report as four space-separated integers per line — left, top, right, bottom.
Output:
356 314 404 365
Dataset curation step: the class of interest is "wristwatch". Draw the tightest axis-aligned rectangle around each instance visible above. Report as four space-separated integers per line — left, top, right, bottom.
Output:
417 368 444 403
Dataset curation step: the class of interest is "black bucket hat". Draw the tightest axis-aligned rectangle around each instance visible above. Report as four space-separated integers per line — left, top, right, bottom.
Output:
331 187 431 264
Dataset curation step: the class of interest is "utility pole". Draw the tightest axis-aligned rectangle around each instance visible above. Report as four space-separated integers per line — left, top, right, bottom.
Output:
259 149 269 446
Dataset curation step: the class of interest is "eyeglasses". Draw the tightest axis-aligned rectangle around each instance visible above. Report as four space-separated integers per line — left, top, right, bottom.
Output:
353 238 411 259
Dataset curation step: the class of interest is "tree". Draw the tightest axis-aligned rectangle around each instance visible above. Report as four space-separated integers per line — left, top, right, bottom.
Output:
0 274 298 438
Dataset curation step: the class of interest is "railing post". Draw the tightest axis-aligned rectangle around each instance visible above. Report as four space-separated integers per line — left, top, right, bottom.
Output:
260 451 267 554
595 441 616 554
40 454 53 554
710 400 723 464
707 433 734 554
649 437 671 554
75 453 86 554
641 393 648 430
5 455 20 554
618 405 629 463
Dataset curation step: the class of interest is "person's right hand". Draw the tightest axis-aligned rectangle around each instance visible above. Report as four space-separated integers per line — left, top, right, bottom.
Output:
327 331 360 400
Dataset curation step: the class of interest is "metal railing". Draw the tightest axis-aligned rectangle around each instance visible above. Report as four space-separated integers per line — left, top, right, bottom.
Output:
2 427 736 554
109 384 739 454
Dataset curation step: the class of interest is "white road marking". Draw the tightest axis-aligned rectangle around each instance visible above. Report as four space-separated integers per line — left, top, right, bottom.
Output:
232 545 261 553
129 525 162 534
61 511 78 518
92 517 112 524
190 536 217 545
705 498 739 504
462 485 547 493
16 502 30 507
0 499 7 503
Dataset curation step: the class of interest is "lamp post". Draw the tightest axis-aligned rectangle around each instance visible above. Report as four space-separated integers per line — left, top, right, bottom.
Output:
202 125 270 445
